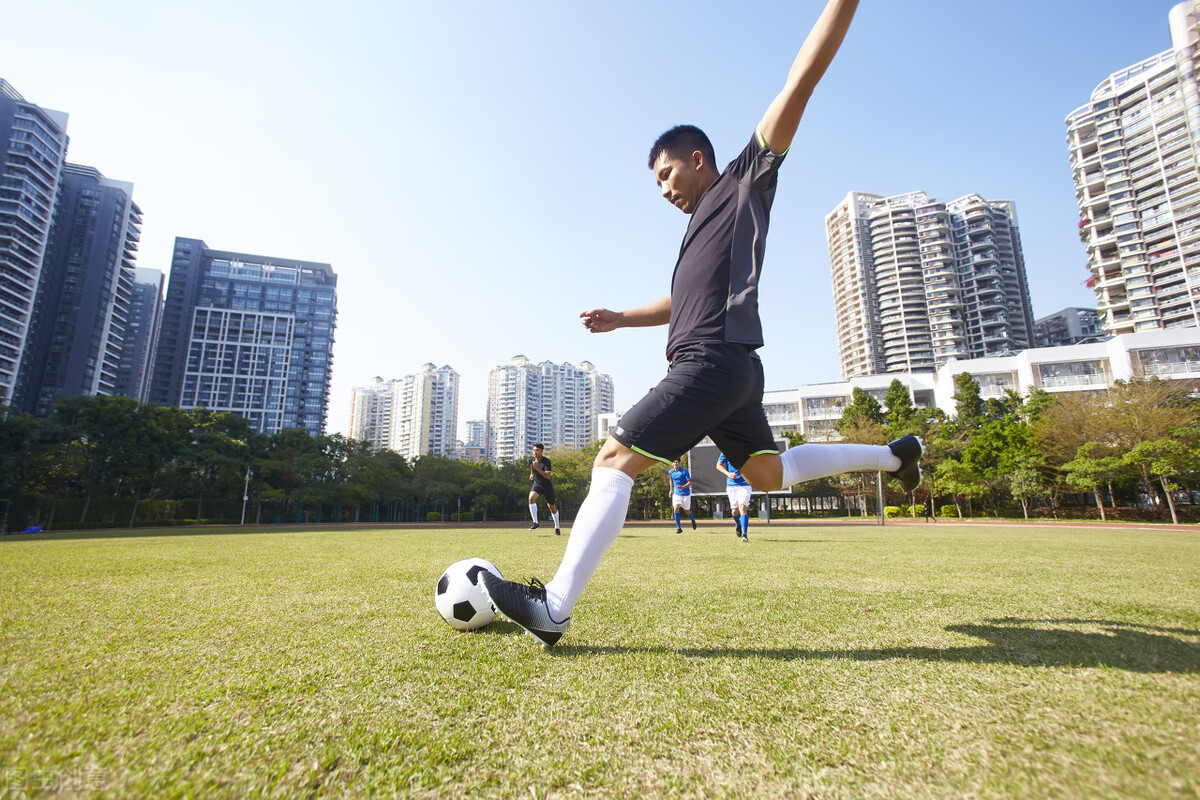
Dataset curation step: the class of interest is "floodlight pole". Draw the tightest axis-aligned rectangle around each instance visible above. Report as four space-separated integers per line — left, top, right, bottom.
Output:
876 471 885 526
241 465 251 526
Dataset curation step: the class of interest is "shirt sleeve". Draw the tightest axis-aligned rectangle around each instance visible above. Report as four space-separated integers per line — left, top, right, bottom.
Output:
725 132 785 192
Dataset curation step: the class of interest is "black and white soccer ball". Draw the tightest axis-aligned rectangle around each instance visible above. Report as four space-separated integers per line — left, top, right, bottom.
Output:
435 558 502 631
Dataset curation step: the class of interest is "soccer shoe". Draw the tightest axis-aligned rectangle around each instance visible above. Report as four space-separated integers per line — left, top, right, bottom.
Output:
675 527 683 534
740 534 748 543
887 435 924 493
479 572 569 648
529 523 540 530
555 528 561 536
691 518 696 530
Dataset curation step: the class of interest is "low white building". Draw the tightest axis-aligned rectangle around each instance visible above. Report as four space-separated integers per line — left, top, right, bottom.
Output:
762 328 1200 440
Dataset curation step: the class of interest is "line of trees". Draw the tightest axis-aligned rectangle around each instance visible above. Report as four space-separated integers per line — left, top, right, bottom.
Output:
825 373 1200 523
2 373 1197 531
0 395 681 531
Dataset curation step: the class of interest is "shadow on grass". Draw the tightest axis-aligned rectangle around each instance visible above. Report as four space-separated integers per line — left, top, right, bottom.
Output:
552 618 1200 674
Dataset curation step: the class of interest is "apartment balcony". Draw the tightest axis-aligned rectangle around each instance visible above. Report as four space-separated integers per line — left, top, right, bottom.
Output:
1040 373 1110 389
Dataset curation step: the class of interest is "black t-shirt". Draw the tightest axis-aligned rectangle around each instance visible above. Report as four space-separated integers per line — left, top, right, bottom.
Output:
531 456 553 487
665 132 786 360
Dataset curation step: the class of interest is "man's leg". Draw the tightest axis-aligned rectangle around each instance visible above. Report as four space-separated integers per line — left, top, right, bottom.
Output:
481 438 655 646
528 491 540 529
673 503 683 532
549 503 561 534
544 440 654 618
740 437 921 493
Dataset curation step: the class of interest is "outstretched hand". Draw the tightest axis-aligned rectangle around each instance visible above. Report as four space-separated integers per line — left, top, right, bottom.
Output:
580 308 620 333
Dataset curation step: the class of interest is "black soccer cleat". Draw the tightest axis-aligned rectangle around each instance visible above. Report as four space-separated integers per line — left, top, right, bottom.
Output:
529 523 539 531
555 528 561 536
675 527 683 534
888 435 924 493
479 571 569 648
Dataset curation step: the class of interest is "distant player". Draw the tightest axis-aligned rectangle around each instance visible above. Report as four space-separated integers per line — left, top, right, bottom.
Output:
482 0 922 648
528 443 560 535
668 458 696 534
716 452 752 542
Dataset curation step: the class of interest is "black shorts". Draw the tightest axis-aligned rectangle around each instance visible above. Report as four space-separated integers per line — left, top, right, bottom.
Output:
609 342 777 470
532 483 556 505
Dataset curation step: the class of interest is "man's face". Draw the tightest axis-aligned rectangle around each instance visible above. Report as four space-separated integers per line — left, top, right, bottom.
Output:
533 447 544 459
672 460 681 469
652 150 714 215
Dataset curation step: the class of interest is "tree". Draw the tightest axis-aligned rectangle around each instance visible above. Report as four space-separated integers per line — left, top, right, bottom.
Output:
1123 437 1197 524
1031 392 1109 513
1105 378 1200 509
838 387 885 432
835 388 886 515
1009 453 1048 520
882 379 917 438
952 372 986 432
936 458 986 518
182 408 253 523
1063 442 1123 522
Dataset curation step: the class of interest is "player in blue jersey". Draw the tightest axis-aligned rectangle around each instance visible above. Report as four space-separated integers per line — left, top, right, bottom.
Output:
716 452 753 542
482 0 922 648
667 458 696 534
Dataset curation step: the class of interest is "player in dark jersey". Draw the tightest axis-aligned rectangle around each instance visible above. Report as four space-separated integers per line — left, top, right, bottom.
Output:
482 0 922 648
528 443 560 535
667 458 696 534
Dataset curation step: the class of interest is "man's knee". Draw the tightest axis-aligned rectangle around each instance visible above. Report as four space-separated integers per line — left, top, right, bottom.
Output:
740 452 783 492
593 437 656 478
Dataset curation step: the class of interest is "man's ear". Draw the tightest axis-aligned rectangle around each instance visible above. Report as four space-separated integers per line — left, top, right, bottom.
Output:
690 150 706 171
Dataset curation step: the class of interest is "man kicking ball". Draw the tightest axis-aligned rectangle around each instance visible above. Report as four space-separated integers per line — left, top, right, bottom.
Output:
482 0 920 647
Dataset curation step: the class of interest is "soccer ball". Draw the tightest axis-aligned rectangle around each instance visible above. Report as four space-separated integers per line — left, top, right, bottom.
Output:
435 558 502 631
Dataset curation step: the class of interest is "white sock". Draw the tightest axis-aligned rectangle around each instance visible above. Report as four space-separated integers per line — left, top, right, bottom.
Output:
529 503 539 523
544 467 633 621
551 511 560 528
780 443 901 488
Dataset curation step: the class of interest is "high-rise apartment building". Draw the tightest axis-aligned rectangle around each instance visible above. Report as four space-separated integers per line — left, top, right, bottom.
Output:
114 268 164 402
0 79 69 405
149 238 337 435
1067 2 1200 335
463 419 487 449
348 365 460 460
1034 307 1104 348
14 164 142 416
826 191 1034 380
486 356 614 464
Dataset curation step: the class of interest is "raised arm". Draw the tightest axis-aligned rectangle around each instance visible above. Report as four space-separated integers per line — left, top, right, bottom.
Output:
580 296 671 334
757 0 859 155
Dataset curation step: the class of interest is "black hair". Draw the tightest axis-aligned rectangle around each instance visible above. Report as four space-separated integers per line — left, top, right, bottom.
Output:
647 124 716 170
534 443 545 449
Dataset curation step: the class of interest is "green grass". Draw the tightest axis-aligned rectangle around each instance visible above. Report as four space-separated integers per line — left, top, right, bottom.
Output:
1 521 1198 798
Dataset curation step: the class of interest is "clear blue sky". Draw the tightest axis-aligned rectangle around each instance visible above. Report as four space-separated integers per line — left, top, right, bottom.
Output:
2 0 1185 437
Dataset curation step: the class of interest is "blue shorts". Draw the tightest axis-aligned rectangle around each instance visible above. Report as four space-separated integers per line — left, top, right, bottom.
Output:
609 342 777 470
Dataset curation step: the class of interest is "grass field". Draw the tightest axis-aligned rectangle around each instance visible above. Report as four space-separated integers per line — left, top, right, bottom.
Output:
1 520 1198 798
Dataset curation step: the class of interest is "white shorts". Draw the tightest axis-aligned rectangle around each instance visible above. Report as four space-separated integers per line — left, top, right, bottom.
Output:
727 485 752 509
671 493 691 511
